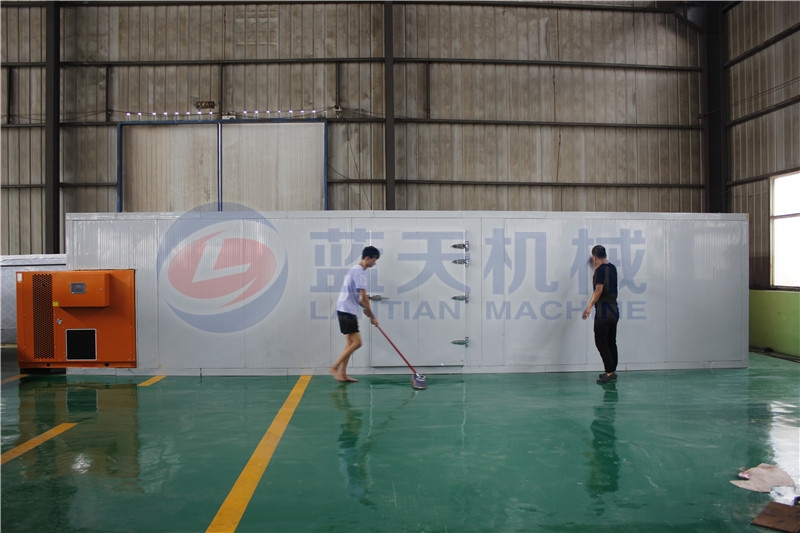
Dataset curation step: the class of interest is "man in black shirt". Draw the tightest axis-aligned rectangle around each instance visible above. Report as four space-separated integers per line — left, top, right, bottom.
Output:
582 245 620 384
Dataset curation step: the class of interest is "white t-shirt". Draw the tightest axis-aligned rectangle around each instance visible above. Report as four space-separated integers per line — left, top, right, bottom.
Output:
336 263 367 315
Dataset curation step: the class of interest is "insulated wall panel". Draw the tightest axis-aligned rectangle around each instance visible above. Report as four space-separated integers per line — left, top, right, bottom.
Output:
65 210 748 376
664 220 749 365
121 124 218 212
121 122 325 214
0 254 67 343
221 122 325 211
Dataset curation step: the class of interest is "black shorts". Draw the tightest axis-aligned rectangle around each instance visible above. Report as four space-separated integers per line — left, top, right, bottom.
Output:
337 311 359 335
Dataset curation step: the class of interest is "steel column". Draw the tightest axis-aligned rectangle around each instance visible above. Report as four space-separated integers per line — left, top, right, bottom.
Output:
706 3 728 213
384 1 396 210
45 1 61 252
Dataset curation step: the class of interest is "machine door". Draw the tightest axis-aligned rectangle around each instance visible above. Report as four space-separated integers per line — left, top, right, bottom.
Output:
368 229 469 368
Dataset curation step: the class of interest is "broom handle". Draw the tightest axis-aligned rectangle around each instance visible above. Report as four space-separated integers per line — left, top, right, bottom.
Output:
375 324 418 374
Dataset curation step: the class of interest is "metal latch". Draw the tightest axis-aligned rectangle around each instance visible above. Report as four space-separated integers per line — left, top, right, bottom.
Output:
451 258 469 266
368 295 390 302
451 241 469 252
451 337 469 347
451 293 470 304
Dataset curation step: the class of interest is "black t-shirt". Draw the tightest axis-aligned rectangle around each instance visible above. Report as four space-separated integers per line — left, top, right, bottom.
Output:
593 263 619 319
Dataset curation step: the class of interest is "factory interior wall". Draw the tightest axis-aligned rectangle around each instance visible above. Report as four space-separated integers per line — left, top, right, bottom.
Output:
750 290 800 357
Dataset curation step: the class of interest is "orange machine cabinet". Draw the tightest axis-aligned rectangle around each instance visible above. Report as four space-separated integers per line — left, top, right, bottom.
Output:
16 270 136 369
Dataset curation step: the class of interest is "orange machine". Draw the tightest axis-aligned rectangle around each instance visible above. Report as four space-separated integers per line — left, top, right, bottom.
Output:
16 270 136 369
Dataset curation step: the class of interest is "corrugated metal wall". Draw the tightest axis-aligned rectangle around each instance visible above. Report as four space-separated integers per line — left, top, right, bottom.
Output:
726 1 800 288
1 1 797 293
1 5 46 254
393 4 704 211
1 2 704 256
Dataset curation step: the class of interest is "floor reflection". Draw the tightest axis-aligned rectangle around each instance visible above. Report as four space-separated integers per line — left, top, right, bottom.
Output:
769 401 800 487
14 378 140 487
2 377 141 532
586 382 620 513
331 383 374 506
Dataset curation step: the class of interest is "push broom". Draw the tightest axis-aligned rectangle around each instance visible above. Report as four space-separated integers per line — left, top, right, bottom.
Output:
375 324 427 390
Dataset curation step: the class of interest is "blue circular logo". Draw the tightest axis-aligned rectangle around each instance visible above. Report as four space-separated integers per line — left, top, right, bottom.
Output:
156 204 288 333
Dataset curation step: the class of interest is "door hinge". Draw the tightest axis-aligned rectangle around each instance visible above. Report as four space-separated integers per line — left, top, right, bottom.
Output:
451 241 469 252
451 293 469 304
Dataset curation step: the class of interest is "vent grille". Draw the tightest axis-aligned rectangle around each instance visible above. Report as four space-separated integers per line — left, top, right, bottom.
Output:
32 274 55 359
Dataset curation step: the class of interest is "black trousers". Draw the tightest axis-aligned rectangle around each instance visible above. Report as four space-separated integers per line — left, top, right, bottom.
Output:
593 315 619 374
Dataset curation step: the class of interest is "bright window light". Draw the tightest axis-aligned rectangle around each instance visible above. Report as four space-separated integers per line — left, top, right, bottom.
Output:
772 171 800 287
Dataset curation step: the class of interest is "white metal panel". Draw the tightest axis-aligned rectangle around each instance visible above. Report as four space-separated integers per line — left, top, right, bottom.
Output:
664 219 750 366
366 223 467 367
65 211 749 376
499 216 590 369
221 122 325 211
153 211 291 373
477 217 509 370
478 216 670 372
67 214 173 370
122 125 218 212
571 217 669 371
249 213 334 373
0 255 67 343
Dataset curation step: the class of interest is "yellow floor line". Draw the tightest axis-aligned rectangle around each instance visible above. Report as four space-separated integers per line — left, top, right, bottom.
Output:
207 375 312 533
1 374 27 385
138 375 166 387
1 423 78 465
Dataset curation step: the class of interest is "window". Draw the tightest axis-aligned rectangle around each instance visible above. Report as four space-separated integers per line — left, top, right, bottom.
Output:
771 171 800 287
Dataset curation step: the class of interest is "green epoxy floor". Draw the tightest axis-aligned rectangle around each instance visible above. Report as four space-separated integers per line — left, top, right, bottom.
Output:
2 353 798 533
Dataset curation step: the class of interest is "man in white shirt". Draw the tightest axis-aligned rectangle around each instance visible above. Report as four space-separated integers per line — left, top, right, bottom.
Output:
330 246 380 382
